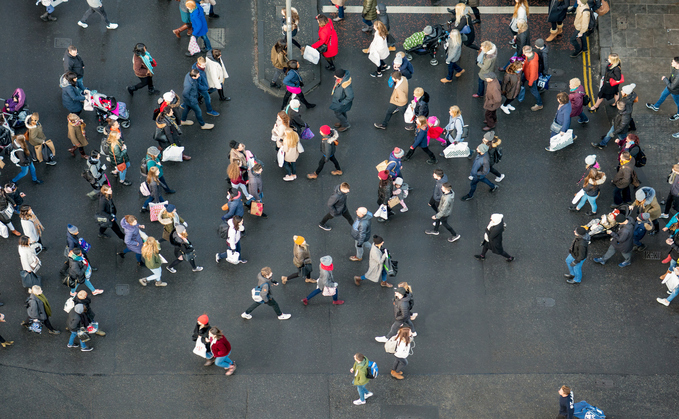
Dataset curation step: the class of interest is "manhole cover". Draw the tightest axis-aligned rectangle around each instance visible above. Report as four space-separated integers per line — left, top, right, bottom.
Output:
115 284 129 296
537 297 555 307
207 28 226 49
645 251 661 260
54 38 72 49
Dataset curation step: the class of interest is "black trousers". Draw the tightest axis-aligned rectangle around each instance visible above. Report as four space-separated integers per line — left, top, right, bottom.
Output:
315 155 341 174
393 357 408 373
282 90 312 110
405 146 435 161
320 209 354 227
664 191 679 214
99 220 125 240
169 248 197 269
434 216 457 236
385 319 415 338
480 243 511 258
489 165 501 177
429 197 439 213
245 298 282 316
132 76 154 92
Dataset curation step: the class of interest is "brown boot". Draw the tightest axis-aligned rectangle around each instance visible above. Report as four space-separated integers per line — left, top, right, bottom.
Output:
307 173 318 179
173 24 189 38
545 29 558 42
556 23 564 36
281 276 288 284
660 271 669 280
331 170 343 176
204 358 215 366
354 276 362 286
305 278 317 284
381 281 393 288
67 146 77 157
391 370 404 379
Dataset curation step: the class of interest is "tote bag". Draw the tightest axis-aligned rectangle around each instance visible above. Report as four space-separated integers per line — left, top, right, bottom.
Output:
193 339 207 358
303 46 320 65
149 201 168 222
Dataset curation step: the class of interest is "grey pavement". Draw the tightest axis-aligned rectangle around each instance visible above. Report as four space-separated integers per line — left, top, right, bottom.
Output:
0 0 678 418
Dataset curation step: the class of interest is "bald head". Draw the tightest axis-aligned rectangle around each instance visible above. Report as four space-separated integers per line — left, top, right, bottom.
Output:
356 207 367 217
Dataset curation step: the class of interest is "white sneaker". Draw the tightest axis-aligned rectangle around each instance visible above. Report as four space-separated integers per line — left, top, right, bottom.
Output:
400 207 408 212
106 23 118 29
468 176 473 181
657 298 670 306
659 213 669 219
155 281 167 287
374 336 388 343
201 123 215 130
353 399 366 405
192 266 204 272
500 105 510 115
495 174 505 182
77 21 88 28
215 253 220 263
364 392 374 399
180 120 194 126
278 313 291 320
410 313 418 320
138 278 148 287
283 175 294 182
411 331 417 337
507 104 516 111
241 312 252 319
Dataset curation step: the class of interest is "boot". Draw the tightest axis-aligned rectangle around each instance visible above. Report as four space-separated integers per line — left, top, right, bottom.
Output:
204 358 215 366
545 29 558 42
67 146 77 157
391 370 404 379
86 190 99 200
40 12 49 22
1 341 14 348
173 24 189 38
281 276 288 284
660 271 669 280
218 89 230 101
556 23 564 37
305 278 317 283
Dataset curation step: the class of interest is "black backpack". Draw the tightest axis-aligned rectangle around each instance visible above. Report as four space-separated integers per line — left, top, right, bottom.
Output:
140 156 149 176
81 168 96 185
218 221 230 239
635 148 647 167
584 9 597 35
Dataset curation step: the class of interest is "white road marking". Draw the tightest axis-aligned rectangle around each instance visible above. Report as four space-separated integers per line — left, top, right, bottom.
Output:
321 5 548 14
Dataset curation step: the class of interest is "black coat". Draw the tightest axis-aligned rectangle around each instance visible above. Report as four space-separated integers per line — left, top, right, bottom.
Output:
414 92 430 117
192 323 211 346
67 309 87 331
569 236 588 263
327 185 348 217
377 180 393 206
600 64 622 97
74 295 95 322
68 258 87 283
453 15 475 45
63 51 85 78
484 223 506 254
548 0 570 23
393 294 412 322
98 194 117 220
516 30 531 56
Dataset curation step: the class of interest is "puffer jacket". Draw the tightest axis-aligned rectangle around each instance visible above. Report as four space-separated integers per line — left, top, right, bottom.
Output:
121 218 143 254
583 173 607 196
293 244 311 268
351 213 373 245
330 71 354 113
393 294 412 321
327 185 348 217
435 190 455 219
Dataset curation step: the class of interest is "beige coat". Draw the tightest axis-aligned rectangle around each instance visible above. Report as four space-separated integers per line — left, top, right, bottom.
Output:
390 78 409 106
67 120 89 147
292 244 311 267
574 3 590 35
281 141 303 162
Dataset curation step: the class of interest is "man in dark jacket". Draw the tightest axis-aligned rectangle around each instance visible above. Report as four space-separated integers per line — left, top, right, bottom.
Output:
428 169 448 213
319 183 353 231
307 125 342 179
350 207 372 261
565 226 589 284
330 69 354 132
22 285 60 335
647 57 679 120
426 183 460 242
241 267 291 320
461 143 498 201
535 39 549 76
67 304 93 351
592 101 629 148
557 385 575 419
63 45 86 91
594 213 635 267
611 151 635 206
192 58 219 117
374 287 416 342
222 189 244 222
180 69 214 130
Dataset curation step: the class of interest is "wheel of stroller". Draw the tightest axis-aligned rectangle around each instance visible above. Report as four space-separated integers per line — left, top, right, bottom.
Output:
405 53 413 61
430 58 439 66
120 120 131 129
96 125 105 134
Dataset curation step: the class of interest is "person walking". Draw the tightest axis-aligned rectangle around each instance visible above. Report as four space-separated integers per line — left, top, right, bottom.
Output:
61 72 86 115
127 43 158 96
646 57 679 119
221 189 245 222
589 54 622 112
66 304 93 351
241 267 291 320
374 71 408 129
330 68 354 132
657 266 679 306
591 101 629 149
483 131 505 182
367 21 390 77
270 40 288 89
425 183 461 242
375 286 415 343
354 235 392 287
483 72 502 131
205 49 230 101
546 92 572 150
146 147 177 193
570 168 606 215
557 386 575 419
473 41 497 98
461 143 498 201
85 150 106 200
281 7 301 49
63 45 86 93
500 62 522 115
402 116 437 164
404 87 429 131
474 214 514 261
280 129 303 182
24 113 56 166
140 167 165 213
441 29 464 83
106 131 132 186
167 225 204 273
73 290 106 337
389 326 414 380
319 183 353 231
361 0 378 32
118 215 145 265
310 15 339 71
10 135 43 185
19 206 44 249
593 213 634 267
661 164 679 219
67 247 103 296
568 78 589 125
0 186 22 237
281 60 315 110
565 227 588 284
192 56 220 117
0 313 13 348
281 235 315 284
386 147 405 180
428 169 448 213
78 0 118 29
518 46 543 111
331 0 345 22
569 0 590 58
451 3 479 50
302 255 344 305
611 151 635 207
246 164 266 217
509 0 529 46
307 125 342 179
173 0 193 39
216 215 246 264
137 237 166 287
185 1 210 55
180 69 215 130
350 353 373 405
23 285 61 335
546 0 568 42
66 113 89 159
350 207 372 262
205 327 236 375
158 204 186 243
18 235 41 285
96 185 125 240
193 314 212 365
630 187 661 234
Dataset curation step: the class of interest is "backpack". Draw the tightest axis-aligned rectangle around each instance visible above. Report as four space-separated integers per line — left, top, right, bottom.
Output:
251 284 264 302
81 168 96 185
492 146 503 164
140 156 150 176
584 9 597 35
218 221 230 239
366 360 379 379
635 148 647 167
573 401 605 419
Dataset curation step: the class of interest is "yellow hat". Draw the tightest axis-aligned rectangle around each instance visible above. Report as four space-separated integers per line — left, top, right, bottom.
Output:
293 235 305 245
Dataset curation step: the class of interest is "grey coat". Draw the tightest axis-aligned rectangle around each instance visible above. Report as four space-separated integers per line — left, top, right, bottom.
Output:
435 190 455 219
445 41 462 65
364 244 387 282
317 267 337 290
27 294 48 321
256 273 274 302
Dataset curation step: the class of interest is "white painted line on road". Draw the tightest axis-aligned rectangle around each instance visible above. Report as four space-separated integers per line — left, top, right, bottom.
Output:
321 5 548 14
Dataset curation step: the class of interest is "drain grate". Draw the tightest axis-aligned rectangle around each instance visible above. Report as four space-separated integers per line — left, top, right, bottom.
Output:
207 28 226 49
644 251 661 260
115 284 129 296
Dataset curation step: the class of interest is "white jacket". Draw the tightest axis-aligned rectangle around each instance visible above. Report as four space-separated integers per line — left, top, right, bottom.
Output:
368 32 389 66
19 245 39 272
20 219 39 243
205 56 229 89
394 339 412 359
87 0 103 8
227 218 242 249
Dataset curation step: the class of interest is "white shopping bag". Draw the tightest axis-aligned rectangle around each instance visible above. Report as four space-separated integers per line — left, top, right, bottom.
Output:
193 339 207 358
403 102 416 123
303 46 320 65
277 147 285 167
162 145 184 162
572 189 585 205
443 142 471 158
375 204 388 220
547 129 574 152
226 249 240 265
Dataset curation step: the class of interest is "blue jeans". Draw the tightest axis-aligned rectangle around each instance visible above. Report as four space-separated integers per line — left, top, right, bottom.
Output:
283 161 296 176
577 111 589 123
362 18 373 27
576 193 597 213
361 269 387 283
12 163 37 182
477 78 485 96
446 62 463 80
199 35 212 51
71 279 96 294
518 82 542 106
123 248 143 263
199 90 214 113
68 331 88 348
668 286 679 302
218 240 241 260
143 195 164 210
599 124 625 147
306 287 338 301
119 162 130 182
633 224 647 246
566 254 584 283
356 384 369 402
654 87 679 114
181 102 206 126
76 78 86 91
468 175 495 197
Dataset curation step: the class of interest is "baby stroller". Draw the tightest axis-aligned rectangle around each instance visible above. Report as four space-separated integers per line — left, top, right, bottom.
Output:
404 24 448 66
1 88 29 129
85 90 131 133
584 209 621 240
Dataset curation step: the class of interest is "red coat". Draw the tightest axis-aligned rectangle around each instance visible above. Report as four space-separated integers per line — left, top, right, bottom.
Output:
523 54 539 86
210 336 232 357
311 21 338 58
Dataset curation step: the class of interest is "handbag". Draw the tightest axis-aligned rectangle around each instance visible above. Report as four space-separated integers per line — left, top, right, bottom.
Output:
226 249 240 264
20 270 42 288
376 160 389 172
193 338 208 358
301 127 314 140
188 36 201 56
387 76 394 88
63 297 75 313
0 203 13 223
77 328 91 342
631 170 641 188
403 102 416 123
149 201 169 222
388 196 401 208
443 142 471 158
597 0 610 15
161 145 184 162
62 275 77 289
250 202 264 216
572 189 585 205
384 337 398 354
460 25 471 34
79 238 91 252
86 322 99 333
29 257 42 273
375 204 389 220
277 147 285 168
537 74 552 90
322 286 337 296
140 182 151 197
317 44 328 54
95 214 112 228
550 120 563 133
303 46 320 65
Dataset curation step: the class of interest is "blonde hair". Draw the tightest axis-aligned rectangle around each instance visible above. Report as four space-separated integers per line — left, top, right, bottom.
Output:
107 131 122 149
449 105 461 117
413 87 424 98
397 282 413 294
481 41 493 52
197 56 206 65
395 51 405 59
608 53 621 68
374 21 388 38
146 166 159 185
141 237 160 261
517 20 528 32
186 0 196 9
512 0 529 18
283 129 299 149
570 78 582 88
448 29 461 47
415 115 427 128
454 3 469 26
227 161 241 181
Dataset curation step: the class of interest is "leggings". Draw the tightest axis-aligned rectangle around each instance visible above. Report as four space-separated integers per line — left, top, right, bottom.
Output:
169 247 197 269
481 243 512 258
503 98 515 106
132 76 154 92
393 357 408 373
287 265 311 280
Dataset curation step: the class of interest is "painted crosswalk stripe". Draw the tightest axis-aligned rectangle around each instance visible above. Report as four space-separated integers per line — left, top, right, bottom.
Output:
321 5 548 14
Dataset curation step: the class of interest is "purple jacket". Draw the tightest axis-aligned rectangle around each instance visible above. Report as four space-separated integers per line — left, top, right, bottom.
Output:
121 218 143 254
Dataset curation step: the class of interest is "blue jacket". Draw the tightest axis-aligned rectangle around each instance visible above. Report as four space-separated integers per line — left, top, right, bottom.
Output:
386 153 402 179
553 103 572 134
470 153 490 178
351 212 373 245
283 69 302 88
67 232 80 251
222 193 244 221
182 73 200 105
62 85 85 113
191 63 210 93
411 127 428 149
189 8 208 37
399 58 414 80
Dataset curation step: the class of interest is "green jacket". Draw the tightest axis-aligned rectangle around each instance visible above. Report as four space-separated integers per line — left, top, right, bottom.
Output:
109 141 130 165
352 358 369 386
362 0 377 21
145 252 162 270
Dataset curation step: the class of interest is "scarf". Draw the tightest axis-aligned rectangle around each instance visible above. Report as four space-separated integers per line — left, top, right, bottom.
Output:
36 293 51 317
29 214 45 236
477 51 485 64
164 114 181 134
332 77 342 95
141 52 155 75
484 214 504 242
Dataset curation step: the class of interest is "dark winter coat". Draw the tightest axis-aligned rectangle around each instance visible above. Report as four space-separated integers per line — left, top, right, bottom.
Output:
569 85 586 117
569 235 588 263
67 232 81 251
612 158 635 188
548 0 569 23
611 109 631 138
351 213 372 245
484 79 502 111
484 223 506 254
222 192 244 221
68 256 87 283
432 174 449 202
121 218 143 254
182 73 200 106
247 170 263 199
98 194 117 221
600 64 622 97
192 323 211 346
376 3 390 30
330 71 354 113
67 308 87 331
73 295 95 322
611 218 635 253
393 294 412 322
377 179 393 206
411 126 429 149
536 45 549 76
665 68 679 95
470 153 491 178
63 51 85 79
327 185 348 217
414 92 430 117
26 294 48 321
515 29 531 56
397 58 414 79
502 73 521 100
62 85 85 113
191 63 211 94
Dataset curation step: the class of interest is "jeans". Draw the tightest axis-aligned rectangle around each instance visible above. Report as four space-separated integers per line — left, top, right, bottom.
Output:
382 103 403 126
213 351 233 368
81 6 110 24
272 68 285 84
334 110 349 127
76 78 86 91
315 155 341 174
320 209 354 227
119 162 130 182
123 248 143 263
385 319 415 338
477 78 485 96
577 111 589 123
306 287 338 301
633 224 647 246
71 279 96 294
446 61 463 80
132 76 154 92
602 244 631 264
283 161 296 176
468 175 495 197
566 254 584 283
68 331 88 348
218 240 241 261
198 35 212 51
181 102 206 126
12 163 37 182
199 90 214 113
393 357 408 373
355 240 370 259
668 287 679 302
362 18 373 27
356 385 369 402
576 193 597 213
245 298 282 316
434 216 458 236
336 4 344 19
654 87 679 114
159 175 173 193
613 186 631 205
147 267 162 282
518 81 542 106
570 32 587 53
599 124 625 146
143 194 165 210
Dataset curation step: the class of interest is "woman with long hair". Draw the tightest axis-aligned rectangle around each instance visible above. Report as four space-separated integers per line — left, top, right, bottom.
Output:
141 166 164 213
227 161 252 201
127 43 157 95
509 0 529 46
96 184 125 239
281 235 316 284
19 205 45 249
590 54 622 112
140 236 166 287
390 326 414 380
368 20 390 77
61 71 86 114
106 131 132 186
216 216 247 264
66 113 89 158
570 168 606 215
441 29 464 83
207 327 236 375
10 135 43 184
546 0 568 42
270 40 289 89
18 235 40 282
398 281 418 320
272 111 291 152
281 60 315 110
168 225 203 273
501 61 523 114
452 3 479 50
281 129 302 181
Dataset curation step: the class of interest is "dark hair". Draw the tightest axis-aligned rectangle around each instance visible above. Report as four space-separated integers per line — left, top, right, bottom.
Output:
209 327 224 340
189 69 200 77
373 235 384 245
675 57 679 63
19 235 30 247
65 71 78 86
229 140 239 149
354 353 365 361
133 43 146 56
316 14 329 25
275 40 287 53
253 163 263 172
434 169 444 177
442 182 452 190
287 60 299 70
391 71 402 80
68 45 77 53
340 182 350 191
212 49 222 58
232 215 242 227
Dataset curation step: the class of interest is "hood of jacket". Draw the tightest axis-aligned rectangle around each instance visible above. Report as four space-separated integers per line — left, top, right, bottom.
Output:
639 186 656 203
419 91 430 103
339 70 352 88
359 212 373 222
324 129 339 144
486 45 497 59
120 218 136 233
257 273 271 286
377 3 388 13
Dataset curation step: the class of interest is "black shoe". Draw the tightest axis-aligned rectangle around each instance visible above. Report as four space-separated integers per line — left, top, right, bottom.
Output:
208 13 220 18
148 88 159 95
306 103 316 109
127 86 135 95
98 233 110 239
591 142 604 149
566 279 579 284
461 195 473 201
490 186 499 193
33 179 44 184
570 50 583 58
326 65 336 71
426 158 437 165
564 274 575 279
506 256 515 262
117 252 125 258
586 211 596 216
121 180 132 186
165 189 176 194
474 254 485 260
220 96 231 101
568 206 579 211
374 123 387 130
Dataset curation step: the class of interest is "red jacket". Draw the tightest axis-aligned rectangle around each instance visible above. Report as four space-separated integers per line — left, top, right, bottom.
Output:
210 336 231 357
523 53 539 86
311 21 338 58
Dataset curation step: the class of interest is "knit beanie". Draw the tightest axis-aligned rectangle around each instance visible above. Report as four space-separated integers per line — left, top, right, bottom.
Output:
378 170 389 180
319 125 331 136
74 304 84 314
393 147 404 158
334 68 345 78
289 99 300 110
67 224 78 234
294 235 305 245
635 189 646 202
197 314 209 325
615 213 627 223
320 255 333 270
576 226 587 236
585 155 597 166
477 143 489 154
